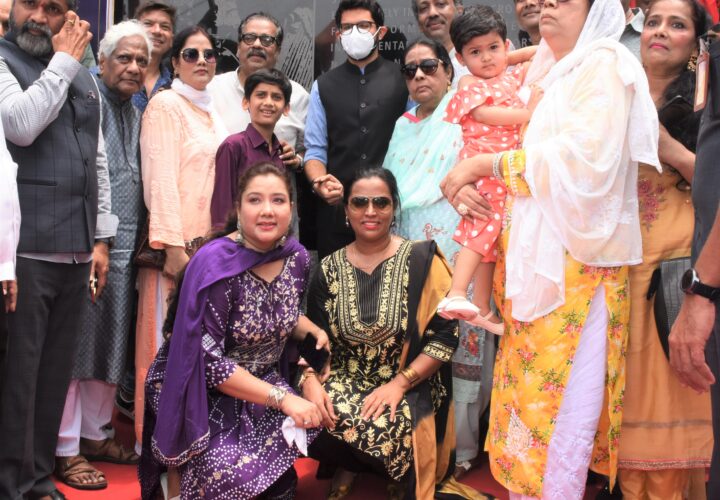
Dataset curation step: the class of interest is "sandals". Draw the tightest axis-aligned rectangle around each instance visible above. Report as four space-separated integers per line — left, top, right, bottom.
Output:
469 310 504 336
54 455 107 490
80 437 140 464
437 296 480 321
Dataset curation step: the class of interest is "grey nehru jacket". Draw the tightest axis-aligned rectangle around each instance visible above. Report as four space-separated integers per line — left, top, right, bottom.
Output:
0 44 117 263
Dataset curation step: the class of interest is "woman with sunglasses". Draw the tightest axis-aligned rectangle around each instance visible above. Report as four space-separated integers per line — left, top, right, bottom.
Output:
440 0 660 498
134 25 226 447
385 38 490 481
302 168 474 499
618 0 712 497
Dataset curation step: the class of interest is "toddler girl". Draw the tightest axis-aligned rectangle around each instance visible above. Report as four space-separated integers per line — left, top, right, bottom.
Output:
437 6 540 335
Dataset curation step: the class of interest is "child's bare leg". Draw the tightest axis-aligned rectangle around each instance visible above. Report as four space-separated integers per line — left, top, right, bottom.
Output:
448 247 484 298
471 262 501 324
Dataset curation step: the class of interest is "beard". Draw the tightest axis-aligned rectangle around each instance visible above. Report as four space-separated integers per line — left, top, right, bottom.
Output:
10 12 53 57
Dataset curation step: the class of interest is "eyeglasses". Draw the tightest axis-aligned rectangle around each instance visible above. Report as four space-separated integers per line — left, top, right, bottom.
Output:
339 21 377 35
180 48 216 64
400 59 441 79
349 196 393 210
240 33 278 47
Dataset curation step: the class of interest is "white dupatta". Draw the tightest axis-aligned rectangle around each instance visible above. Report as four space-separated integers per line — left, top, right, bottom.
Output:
505 0 660 321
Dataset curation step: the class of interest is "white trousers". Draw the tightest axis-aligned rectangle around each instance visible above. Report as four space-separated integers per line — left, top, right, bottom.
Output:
510 286 608 500
56 379 116 456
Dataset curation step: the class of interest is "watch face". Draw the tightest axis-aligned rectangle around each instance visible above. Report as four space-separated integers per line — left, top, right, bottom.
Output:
681 268 695 291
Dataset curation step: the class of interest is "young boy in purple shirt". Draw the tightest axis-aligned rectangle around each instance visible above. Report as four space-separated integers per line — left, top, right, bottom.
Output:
211 68 292 228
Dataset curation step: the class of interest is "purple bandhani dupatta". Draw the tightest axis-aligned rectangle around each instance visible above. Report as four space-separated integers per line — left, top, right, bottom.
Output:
151 236 304 465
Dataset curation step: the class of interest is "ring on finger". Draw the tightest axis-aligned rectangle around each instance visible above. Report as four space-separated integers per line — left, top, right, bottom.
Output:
457 203 469 216
67 18 76 26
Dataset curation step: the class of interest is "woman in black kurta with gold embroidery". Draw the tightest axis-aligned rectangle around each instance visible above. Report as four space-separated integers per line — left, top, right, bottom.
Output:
304 168 480 499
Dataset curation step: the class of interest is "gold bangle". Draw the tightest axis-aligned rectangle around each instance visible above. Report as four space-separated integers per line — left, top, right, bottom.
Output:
298 369 316 390
401 366 419 386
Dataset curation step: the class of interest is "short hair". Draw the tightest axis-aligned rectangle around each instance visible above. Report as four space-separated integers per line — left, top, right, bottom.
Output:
133 0 176 28
450 5 506 54
334 0 385 29
238 12 284 49
170 25 215 62
98 20 151 61
244 68 292 104
342 167 401 213
410 0 463 20
403 37 454 82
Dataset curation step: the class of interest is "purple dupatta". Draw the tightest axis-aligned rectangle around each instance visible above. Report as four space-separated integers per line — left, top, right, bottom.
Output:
151 236 304 465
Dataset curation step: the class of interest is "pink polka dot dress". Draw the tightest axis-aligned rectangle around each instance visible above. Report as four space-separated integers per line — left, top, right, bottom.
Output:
444 67 524 262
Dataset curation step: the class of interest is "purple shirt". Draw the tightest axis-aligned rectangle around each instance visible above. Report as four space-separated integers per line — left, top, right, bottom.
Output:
210 123 285 228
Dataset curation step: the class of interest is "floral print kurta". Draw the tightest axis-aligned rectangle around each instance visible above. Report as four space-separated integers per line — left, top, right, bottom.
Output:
487 152 629 496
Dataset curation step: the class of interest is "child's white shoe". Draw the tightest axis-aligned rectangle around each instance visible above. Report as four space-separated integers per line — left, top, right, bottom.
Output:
437 296 480 321
469 310 505 336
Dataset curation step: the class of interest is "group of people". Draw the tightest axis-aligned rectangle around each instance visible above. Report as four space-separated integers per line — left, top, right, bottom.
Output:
0 0 719 499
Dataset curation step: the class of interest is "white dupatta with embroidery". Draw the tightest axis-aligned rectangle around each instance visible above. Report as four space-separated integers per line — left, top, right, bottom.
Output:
505 0 661 321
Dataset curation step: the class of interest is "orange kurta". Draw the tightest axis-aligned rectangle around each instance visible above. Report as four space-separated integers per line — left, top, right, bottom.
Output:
618 164 712 471
134 90 221 443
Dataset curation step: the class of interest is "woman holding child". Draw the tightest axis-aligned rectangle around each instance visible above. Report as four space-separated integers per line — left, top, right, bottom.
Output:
442 0 660 497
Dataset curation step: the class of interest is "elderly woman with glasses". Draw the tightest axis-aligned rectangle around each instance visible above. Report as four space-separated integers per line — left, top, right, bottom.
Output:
134 25 227 449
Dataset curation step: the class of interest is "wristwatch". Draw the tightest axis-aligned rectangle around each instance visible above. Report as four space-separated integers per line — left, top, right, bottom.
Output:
681 268 720 302
95 237 114 249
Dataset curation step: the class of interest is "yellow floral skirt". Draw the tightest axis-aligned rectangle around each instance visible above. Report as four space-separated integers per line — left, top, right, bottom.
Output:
488 249 629 496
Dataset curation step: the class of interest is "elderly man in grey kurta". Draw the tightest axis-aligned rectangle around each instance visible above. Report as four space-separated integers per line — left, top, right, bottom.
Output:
54 20 151 491
0 1 117 499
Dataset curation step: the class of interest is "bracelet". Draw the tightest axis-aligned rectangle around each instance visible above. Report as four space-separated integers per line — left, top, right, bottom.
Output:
298 369 316 390
400 366 419 387
492 153 504 182
266 385 288 410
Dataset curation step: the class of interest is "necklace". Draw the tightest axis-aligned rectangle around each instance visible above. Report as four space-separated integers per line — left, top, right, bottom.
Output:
349 236 396 273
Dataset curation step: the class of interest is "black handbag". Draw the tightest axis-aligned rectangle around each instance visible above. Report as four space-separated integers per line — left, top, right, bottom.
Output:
647 256 691 359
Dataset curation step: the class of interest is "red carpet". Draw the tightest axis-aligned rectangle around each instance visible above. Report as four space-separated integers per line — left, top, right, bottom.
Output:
51 410 567 499
54 456 509 500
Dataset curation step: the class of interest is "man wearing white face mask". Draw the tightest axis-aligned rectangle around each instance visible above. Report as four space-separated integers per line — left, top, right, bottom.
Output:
303 0 408 258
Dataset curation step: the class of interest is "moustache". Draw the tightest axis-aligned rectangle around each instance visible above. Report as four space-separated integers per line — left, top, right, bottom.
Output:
247 48 267 59
22 21 52 38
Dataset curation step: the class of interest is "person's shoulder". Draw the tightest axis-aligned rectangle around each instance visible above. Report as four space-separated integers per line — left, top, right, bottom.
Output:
289 79 310 99
145 88 184 111
208 70 238 91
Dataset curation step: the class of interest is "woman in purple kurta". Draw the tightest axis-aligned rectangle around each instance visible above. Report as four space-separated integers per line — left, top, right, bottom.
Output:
139 163 326 500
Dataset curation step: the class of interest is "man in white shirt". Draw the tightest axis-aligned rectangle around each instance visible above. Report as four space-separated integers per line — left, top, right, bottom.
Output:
208 11 308 162
0 117 19 391
412 0 468 86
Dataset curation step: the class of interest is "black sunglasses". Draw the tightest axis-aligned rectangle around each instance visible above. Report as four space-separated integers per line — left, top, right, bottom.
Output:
401 58 441 79
349 196 393 210
180 48 216 64
240 33 278 47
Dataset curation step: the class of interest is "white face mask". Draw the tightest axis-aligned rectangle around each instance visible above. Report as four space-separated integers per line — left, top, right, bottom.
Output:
340 26 379 60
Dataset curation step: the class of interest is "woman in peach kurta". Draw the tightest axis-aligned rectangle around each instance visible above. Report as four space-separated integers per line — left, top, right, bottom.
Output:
441 1 660 498
134 26 224 445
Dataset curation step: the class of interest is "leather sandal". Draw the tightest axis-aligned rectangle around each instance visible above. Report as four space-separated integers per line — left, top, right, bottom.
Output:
54 455 108 490
80 437 140 464
468 310 505 336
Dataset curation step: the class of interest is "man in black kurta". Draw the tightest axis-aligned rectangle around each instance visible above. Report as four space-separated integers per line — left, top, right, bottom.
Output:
303 0 408 258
